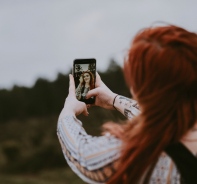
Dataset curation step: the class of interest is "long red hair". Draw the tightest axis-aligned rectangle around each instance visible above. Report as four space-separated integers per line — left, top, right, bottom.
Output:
108 25 197 183
81 71 95 90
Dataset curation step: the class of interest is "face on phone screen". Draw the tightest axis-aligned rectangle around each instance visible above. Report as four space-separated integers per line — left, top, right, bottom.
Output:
73 59 96 104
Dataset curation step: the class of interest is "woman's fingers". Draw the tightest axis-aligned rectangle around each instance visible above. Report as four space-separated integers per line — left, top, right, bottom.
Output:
85 88 99 99
79 102 89 116
86 104 91 108
69 74 76 96
95 72 103 87
82 108 89 116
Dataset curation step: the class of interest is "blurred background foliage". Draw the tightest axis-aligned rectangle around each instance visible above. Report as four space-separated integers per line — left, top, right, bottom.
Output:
0 60 130 183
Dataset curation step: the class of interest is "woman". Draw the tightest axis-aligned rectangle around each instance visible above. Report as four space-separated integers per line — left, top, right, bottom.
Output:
76 71 95 103
57 25 197 184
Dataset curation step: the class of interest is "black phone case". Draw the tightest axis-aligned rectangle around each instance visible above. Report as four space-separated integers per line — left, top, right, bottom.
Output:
73 58 96 104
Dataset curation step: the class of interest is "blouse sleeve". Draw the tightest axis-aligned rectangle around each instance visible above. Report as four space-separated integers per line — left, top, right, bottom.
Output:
57 115 122 184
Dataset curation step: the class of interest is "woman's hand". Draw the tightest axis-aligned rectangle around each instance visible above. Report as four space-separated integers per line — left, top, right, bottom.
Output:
86 73 117 110
59 74 88 120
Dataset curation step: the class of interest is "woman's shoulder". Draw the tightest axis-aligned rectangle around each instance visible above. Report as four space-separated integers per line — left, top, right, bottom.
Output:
149 152 181 184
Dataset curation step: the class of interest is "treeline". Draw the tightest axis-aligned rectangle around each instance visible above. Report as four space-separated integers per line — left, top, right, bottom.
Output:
0 60 130 174
0 60 130 122
0 73 68 122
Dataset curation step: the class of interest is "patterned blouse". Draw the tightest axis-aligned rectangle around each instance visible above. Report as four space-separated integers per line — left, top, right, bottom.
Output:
57 96 181 184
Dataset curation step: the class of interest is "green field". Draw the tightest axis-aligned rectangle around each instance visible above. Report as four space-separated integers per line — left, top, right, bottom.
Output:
0 168 86 184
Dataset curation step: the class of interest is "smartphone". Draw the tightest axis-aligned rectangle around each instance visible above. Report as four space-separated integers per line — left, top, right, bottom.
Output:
73 58 96 104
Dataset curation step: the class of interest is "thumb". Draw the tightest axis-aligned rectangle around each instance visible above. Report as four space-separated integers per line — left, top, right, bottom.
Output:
86 88 99 99
95 72 105 87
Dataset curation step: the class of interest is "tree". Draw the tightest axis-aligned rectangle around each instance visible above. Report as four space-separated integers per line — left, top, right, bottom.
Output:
88 63 96 73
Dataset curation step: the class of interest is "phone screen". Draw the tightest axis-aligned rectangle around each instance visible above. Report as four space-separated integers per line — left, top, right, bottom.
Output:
73 58 96 104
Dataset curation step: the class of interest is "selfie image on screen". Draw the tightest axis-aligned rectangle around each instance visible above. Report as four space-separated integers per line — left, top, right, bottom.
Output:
74 63 96 104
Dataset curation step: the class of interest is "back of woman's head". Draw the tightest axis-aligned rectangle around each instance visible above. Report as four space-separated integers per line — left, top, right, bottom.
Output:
109 25 197 184
125 25 197 139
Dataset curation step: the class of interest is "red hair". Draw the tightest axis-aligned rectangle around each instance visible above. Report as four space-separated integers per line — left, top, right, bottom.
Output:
108 25 197 183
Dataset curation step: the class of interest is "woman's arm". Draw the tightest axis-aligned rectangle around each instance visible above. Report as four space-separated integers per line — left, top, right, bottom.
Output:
57 74 121 184
57 115 121 184
86 73 140 119
113 95 140 119
75 83 83 100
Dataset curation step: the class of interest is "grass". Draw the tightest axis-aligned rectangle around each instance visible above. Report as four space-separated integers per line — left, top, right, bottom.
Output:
0 168 86 184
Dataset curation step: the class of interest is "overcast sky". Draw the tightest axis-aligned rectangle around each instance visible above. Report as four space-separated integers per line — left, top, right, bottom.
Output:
0 0 196 89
